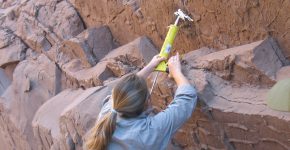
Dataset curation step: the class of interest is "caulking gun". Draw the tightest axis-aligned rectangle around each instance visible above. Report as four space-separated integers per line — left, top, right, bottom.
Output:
150 9 193 95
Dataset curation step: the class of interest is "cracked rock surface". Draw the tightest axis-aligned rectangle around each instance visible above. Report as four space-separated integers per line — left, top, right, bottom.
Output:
0 0 290 150
149 39 290 150
70 0 290 58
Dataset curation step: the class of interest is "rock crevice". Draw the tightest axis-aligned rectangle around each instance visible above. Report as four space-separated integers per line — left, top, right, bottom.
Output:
0 0 290 150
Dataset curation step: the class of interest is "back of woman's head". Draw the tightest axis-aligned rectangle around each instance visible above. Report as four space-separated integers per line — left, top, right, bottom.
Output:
112 73 149 117
86 73 149 150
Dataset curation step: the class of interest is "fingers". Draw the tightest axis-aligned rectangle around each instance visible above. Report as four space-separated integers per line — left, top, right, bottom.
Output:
168 56 173 63
158 56 166 61
154 55 166 62
174 52 180 62
148 55 166 68
168 53 180 63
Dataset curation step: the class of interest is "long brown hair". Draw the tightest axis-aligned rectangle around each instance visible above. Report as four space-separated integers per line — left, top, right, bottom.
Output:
86 73 149 150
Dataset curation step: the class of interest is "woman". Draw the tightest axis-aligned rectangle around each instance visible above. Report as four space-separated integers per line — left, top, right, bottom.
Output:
86 53 197 150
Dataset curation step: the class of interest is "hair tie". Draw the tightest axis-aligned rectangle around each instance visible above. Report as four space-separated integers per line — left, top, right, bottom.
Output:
111 108 118 114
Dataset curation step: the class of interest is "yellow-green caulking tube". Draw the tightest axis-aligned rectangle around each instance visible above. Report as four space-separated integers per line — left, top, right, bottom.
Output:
155 25 179 72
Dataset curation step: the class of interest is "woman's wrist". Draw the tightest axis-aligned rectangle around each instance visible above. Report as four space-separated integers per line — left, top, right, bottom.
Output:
171 70 182 79
173 72 189 86
137 55 165 79
137 64 155 79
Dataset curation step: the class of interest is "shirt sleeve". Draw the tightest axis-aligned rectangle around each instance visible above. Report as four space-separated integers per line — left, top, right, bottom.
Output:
150 84 197 136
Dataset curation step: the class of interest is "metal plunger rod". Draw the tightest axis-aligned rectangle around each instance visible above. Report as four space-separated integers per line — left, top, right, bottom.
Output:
149 72 159 96
174 16 180 26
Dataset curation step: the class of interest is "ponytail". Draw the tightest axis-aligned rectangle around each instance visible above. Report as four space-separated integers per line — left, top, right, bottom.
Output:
86 73 149 149
86 111 117 150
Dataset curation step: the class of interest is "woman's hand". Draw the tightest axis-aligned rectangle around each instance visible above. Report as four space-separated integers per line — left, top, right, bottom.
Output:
168 52 189 86
168 52 182 78
137 55 165 79
147 55 166 70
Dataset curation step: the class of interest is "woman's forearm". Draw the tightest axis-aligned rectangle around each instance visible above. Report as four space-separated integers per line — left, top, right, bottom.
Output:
136 64 155 79
137 56 165 79
172 71 189 86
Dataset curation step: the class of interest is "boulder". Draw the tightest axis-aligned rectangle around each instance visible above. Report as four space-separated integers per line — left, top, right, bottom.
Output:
16 11 59 53
182 47 216 65
61 36 158 88
16 0 85 53
106 60 137 77
191 38 287 87
0 68 11 95
102 36 158 77
32 81 118 149
0 60 18 83
0 54 62 150
0 100 32 150
2 1 290 149
69 0 290 59
0 28 27 67
0 0 23 32
57 26 118 68
149 39 290 150
59 85 114 150
32 88 85 150
62 59 115 88
35 0 85 40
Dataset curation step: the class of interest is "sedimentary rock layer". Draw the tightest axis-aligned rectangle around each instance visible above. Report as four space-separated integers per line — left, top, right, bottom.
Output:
0 0 290 150
69 0 290 57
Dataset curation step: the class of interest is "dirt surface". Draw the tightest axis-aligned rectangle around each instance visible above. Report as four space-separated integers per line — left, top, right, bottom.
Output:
70 0 290 58
0 0 290 150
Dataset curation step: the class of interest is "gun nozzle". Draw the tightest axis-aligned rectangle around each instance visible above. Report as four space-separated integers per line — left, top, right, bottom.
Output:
174 9 193 22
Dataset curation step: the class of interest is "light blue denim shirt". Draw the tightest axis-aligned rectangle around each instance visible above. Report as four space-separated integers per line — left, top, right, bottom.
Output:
97 84 197 150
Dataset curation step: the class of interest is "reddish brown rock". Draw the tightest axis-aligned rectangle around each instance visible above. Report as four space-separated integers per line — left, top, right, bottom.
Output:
0 54 62 150
61 36 158 88
15 0 85 53
16 12 59 53
191 38 288 87
0 68 11 95
35 0 85 40
1 0 290 149
0 0 24 32
0 28 27 67
32 81 117 149
106 60 137 77
57 26 118 68
32 88 85 150
59 85 115 150
182 47 216 65
86 26 118 62
149 39 290 150
70 0 290 57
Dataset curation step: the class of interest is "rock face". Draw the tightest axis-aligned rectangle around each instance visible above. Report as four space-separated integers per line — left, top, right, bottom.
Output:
191 38 288 87
150 38 290 150
32 88 85 150
32 80 119 150
59 35 157 88
0 28 27 67
57 26 118 68
15 0 85 53
69 0 290 57
0 54 62 150
0 0 290 150
0 68 11 95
